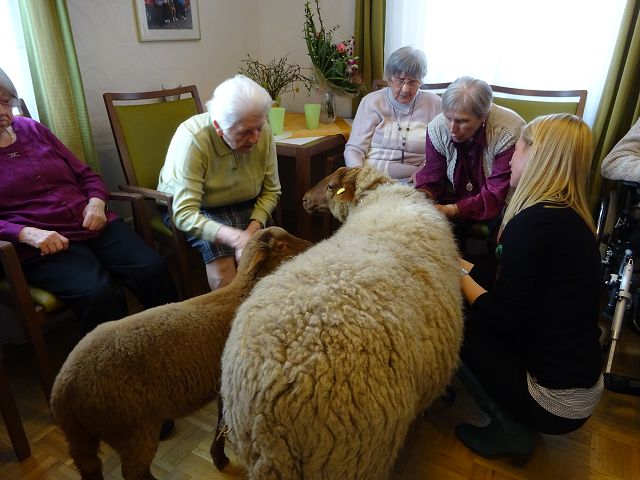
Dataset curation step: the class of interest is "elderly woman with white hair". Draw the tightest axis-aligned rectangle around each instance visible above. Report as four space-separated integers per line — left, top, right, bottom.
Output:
344 46 442 183
415 76 525 248
158 75 281 290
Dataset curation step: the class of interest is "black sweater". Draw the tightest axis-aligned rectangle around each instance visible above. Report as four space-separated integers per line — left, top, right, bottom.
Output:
473 203 603 389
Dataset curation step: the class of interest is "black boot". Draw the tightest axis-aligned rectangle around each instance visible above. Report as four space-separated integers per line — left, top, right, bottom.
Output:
455 363 533 464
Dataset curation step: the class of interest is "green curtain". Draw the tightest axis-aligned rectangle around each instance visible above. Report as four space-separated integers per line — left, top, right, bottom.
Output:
353 0 385 115
18 0 99 171
589 0 640 211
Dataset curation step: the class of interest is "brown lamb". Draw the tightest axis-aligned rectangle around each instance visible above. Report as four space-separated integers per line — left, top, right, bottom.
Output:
50 226 311 480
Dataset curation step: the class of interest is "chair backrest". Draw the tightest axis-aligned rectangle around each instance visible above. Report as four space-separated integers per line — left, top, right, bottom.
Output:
103 85 204 189
489 85 587 122
370 80 587 122
17 98 31 118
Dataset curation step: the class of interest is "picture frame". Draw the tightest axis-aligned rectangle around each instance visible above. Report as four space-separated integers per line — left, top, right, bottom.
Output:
133 0 200 42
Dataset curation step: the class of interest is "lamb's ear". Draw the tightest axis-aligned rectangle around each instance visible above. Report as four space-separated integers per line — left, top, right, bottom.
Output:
333 168 359 203
241 229 273 274
243 241 270 275
256 228 274 244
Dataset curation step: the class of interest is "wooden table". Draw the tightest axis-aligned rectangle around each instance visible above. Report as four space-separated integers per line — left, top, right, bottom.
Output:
276 113 350 242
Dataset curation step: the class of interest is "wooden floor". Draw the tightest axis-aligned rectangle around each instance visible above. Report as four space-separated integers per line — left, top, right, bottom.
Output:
1 318 639 480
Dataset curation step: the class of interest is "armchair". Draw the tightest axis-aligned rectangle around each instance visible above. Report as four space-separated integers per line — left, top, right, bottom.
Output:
0 193 154 403
103 85 208 299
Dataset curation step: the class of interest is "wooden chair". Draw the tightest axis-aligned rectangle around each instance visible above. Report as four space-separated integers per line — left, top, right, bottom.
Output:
0 193 154 403
103 85 208 300
0 100 156 403
0 349 30 460
16 98 31 118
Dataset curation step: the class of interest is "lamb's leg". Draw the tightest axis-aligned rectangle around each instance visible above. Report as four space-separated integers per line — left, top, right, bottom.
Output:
211 396 230 470
114 428 159 480
63 421 104 480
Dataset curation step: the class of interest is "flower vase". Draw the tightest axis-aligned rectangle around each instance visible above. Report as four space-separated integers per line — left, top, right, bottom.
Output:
320 90 336 124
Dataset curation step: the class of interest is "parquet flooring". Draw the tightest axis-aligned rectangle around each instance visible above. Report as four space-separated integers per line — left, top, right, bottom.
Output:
1 318 639 479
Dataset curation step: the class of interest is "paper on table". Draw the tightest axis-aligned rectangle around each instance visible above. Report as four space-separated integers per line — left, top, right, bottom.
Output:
276 136 323 145
273 131 293 141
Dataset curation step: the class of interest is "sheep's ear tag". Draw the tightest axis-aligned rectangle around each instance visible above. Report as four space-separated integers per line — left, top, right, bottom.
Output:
336 187 346 195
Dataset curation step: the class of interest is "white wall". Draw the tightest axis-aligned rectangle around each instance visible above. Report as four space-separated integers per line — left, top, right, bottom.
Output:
67 0 355 190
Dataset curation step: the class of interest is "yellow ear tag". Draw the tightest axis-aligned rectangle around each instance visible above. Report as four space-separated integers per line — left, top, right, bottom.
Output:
336 187 346 195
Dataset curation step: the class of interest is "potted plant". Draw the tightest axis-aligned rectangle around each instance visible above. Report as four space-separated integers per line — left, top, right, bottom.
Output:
239 55 311 107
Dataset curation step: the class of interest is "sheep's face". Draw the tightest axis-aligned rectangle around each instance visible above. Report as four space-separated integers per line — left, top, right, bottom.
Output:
303 166 391 223
237 226 312 279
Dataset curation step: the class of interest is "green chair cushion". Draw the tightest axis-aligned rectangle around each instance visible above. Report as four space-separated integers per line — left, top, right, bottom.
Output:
150 214 173 237
0 278 66 313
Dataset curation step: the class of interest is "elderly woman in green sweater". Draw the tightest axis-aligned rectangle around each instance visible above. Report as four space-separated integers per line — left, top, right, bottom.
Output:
158 75 281 290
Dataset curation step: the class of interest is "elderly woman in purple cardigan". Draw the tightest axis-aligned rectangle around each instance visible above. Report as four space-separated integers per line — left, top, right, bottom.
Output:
0 68 176 335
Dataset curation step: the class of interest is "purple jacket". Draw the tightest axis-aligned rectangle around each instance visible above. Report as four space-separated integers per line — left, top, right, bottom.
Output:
0 116 118 260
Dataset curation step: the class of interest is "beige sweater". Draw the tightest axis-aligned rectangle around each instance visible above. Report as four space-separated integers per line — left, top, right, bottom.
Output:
601 117 640 182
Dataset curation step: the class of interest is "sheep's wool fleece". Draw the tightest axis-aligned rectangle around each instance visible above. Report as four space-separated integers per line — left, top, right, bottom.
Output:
222 179 463 480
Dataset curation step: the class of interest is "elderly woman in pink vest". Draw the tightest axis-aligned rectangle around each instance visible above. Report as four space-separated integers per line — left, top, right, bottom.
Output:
415 76 525 249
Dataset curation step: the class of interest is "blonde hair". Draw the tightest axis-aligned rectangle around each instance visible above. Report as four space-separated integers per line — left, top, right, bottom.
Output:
502 113 595 234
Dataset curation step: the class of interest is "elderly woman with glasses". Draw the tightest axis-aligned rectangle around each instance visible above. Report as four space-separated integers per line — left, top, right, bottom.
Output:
0 68 176 335
415 76 525 248
344 46 442 183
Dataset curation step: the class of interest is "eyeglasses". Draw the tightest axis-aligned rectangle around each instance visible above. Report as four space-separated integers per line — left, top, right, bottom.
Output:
390 78 421 88
0 97 15 109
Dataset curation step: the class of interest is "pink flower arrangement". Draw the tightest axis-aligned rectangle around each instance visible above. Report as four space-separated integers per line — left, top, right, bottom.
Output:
303 0 364 96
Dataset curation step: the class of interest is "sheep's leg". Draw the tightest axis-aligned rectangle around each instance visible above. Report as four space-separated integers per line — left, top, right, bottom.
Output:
115 430 159 480
64 424 103 480
56 413 103 480
211 396 229 470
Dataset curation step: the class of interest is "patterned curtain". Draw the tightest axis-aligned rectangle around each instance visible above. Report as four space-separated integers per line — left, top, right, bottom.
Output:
589 0 640 210
18 0 99 171
353 0 386 114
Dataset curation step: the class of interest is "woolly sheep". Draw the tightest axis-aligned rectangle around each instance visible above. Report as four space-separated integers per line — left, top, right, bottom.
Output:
50 226 311 480
220 166 464 480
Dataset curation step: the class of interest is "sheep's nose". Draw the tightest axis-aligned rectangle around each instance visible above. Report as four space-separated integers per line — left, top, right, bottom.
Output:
302 194 313 211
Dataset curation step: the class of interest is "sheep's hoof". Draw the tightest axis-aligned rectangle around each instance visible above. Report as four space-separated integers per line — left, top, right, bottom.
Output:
159 419 175 440
212 449 230 471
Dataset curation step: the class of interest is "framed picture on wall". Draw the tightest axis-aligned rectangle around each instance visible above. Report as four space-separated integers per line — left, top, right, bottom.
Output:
133 0 201 42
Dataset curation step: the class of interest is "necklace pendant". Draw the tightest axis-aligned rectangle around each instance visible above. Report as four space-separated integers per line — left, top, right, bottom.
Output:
466 181 473 192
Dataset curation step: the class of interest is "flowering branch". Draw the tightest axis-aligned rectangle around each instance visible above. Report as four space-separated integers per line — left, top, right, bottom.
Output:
239 55 311 106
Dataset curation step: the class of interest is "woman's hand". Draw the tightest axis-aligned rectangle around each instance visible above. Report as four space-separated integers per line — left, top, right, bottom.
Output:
19 227 69 256
458 257 486 304
216 220 262 262
436 203 459 218
82 198 107 231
